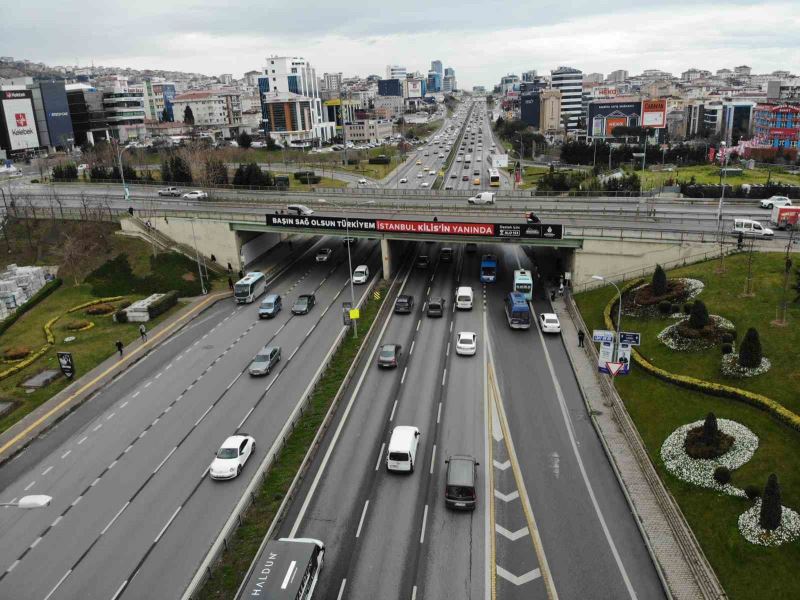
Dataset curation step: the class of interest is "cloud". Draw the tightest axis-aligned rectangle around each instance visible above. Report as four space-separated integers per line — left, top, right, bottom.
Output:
5 1 798 89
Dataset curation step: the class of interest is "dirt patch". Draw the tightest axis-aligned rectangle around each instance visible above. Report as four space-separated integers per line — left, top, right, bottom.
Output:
181 272 196 282
633 280 689 306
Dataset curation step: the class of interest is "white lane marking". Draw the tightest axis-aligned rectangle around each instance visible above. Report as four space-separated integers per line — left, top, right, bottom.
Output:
446 342 450 356
71 496 82 507
496 566 542 586
144 381 152 388
164 406 172 414
108 460 118 469
138 430 147 439
375 443 385 471
495 524 530 541
152 418 160 427
41 466 53 476
430 444 437 474
110 580 128 600
154 506 182 543
124 444 134 453
437 402 442 424
288 347 299 361
131 391 140 398
61 450 71 459
154 372 162 380
43 569 72 600
51 516 63 527
389 400 398 422
92 424 102 432
494 489 520 502
238 407 255 429
30 536 42 549
24 481 35 491
400 366 408 385
416 319 421 332
355 500 369 538
153 447 178 474
493 459 512 471
195 405 213 426
102 502 130 535
449 321 453 332
419 504 429 543
7 559 20 572
120 401 129 408
306 325 315 337
427 286 431 295
165 363 172 370
410 340 415 355
227 373 242 390
106 412 116 420
336 579 347 600
441 368 447 386
90 477 100 487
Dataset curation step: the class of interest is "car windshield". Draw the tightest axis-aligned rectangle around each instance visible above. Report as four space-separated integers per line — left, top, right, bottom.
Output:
261 302 273 310
380 347 395 359
355 268 367 275
216 448 238 459
296 297 308 306
253 354 269 363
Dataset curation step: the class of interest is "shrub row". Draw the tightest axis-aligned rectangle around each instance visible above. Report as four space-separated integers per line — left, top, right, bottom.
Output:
0 344 51 381
86 254 214 298
0 278 62 338
147 290 179 319
602 279 800 433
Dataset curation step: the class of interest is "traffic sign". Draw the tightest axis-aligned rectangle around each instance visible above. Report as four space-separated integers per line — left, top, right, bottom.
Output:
342 302 352 326
606 362 624 377
592 329 615 343
349 308 360 320
619 332 641 346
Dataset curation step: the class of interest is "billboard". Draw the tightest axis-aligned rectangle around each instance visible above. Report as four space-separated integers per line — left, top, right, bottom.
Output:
587 101 641 138
1 90 39 150
39 81 73 148
641 99 667 128
264 214 563 240
405 79 423 99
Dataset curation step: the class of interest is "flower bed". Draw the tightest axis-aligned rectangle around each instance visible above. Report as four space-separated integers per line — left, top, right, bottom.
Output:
623 278 705 318
658 315 735 351
738 500 800 547
661 418 758 497
722 354 772 378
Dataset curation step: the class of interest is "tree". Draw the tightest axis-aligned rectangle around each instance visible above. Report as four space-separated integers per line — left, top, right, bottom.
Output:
265 134 279 151
702 412 719 444
738 327 762 368
760 473 782 531
688 299 710 329
652 264 668 296
233 162 273 187
169 155 193 184
160 107 171 123
204 157 228 185
237 131 252 149
183 105 195 126
161 159 172 183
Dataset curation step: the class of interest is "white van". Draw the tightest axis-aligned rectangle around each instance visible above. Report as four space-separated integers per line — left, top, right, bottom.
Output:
386 426 421 473
455 286 474 310
732 218 774 238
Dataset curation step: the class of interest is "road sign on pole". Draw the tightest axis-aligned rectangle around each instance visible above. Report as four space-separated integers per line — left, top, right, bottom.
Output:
342 302 352 326
619 332 641 345
606 362 624 377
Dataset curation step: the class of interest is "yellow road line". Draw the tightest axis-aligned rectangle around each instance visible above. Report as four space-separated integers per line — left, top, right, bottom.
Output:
0 292 230 457
488 352 559 600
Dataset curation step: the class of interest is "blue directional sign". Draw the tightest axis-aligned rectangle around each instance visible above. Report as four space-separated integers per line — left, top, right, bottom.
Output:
619 332 641 346
592 329 615 343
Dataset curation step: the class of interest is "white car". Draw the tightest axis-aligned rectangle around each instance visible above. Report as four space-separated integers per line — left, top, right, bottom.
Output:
358 178 368 185
315 248 332 262
352 265 370 284
209 435 256 480
400 177 408 184
538 313 562 333
420 182 429 187
760 196 792 209
417 172 424 178
456 331 477 356
182 190 208 200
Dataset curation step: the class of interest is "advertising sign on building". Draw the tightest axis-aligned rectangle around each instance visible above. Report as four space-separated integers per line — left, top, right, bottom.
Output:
1 90 40 151
39 81 73 148
606 117 627 136
405 80 422 99
587 101 641 138
641 99 667 128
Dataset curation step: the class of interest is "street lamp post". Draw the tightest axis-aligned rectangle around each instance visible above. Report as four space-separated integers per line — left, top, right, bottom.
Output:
189 219 208 295
716 141 730 273
592 275 622 362
0 494 52 508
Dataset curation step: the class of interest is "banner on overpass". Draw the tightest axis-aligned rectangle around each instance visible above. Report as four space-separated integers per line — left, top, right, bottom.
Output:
265 214 563 240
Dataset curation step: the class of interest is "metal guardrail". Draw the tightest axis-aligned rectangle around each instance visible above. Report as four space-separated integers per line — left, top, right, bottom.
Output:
563 294 727 599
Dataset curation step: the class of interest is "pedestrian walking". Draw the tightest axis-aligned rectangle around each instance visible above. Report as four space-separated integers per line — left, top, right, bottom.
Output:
139 323 147 342
115 340 124 358
227 262 232 273
558 282 564 297
228 276 234 290
210 254 216 263
128 206 134 216
550 289 556 302
238 269 244 279
578 330 585 348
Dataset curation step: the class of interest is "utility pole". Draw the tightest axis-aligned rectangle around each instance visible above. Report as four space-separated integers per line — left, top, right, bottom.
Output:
774 225 797 326
742 235 756 297
716 141 730 274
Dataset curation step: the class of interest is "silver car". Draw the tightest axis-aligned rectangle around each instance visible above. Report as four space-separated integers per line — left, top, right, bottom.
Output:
248 345 281 376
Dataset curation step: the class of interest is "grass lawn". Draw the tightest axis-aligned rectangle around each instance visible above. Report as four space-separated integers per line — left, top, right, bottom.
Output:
577 252 800 414
287 176 347 189
575 254 800 599
403 119 443 140
640 164 800 191
196 281 387 600
0 284 184 435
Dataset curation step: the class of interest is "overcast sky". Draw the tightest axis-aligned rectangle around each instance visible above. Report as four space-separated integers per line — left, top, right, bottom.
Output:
4 1 799 89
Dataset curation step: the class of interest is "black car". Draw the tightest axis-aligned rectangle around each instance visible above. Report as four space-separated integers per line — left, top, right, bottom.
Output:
427 297 445 317
291 294 316 315
445 455 479 510
526 212 541 224
377 344 402 368
416 255 430 269
394 295 414 314
440 247 453 262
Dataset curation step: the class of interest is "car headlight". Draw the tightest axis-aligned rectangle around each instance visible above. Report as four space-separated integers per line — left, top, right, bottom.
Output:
229 467 237 473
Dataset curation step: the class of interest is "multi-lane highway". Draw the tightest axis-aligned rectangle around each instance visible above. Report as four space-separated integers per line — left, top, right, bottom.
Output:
0 236 382 599
274 239 665 599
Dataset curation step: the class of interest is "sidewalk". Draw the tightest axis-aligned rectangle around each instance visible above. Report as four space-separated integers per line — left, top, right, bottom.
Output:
0 290 230 464
553 293 726 600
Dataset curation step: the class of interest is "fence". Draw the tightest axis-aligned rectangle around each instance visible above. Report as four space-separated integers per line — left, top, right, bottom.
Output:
563 294 727 599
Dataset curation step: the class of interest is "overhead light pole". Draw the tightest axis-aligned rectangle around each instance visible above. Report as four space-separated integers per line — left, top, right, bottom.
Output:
0 495 52 508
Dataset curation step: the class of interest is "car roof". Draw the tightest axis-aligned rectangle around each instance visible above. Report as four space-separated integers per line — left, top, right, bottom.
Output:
260 345 279 353
447 455 476 485
541 313 559 319
355 265 368 271
221 435 249 448
459 331 476 338
297 293 313 299
263 293 279 301
381 343 399 350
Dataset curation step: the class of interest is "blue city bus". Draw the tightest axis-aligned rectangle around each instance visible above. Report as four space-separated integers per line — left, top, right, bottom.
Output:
504 292 531 329
513 269 533 300
480 254 498 283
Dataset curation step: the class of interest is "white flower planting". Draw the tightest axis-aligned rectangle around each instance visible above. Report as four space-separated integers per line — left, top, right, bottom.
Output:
660 418 758 497
657 315 735 351
721 354 772 378
738 499 800 547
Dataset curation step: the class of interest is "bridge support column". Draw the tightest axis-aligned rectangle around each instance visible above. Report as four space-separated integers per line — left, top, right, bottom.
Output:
381 239 392 280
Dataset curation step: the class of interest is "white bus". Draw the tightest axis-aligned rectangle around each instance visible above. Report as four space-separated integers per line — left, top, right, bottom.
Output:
464 154 472 166
488 168 501 187
234 272 267 304
237 538 325 600
513 269 534 300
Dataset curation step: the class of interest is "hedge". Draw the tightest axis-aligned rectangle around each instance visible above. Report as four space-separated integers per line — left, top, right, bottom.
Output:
147 290 178 319
0 344 50 380
0 278 62 338
368 155 390 165
602 279 800 433
297 175 322 185
293 171 315 179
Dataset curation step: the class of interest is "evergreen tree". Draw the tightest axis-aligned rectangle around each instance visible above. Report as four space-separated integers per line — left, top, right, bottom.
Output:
169 155 193 183
738 327 763 368
183 105 195 125
265 134 278 151
237 131 252 149
161 159 172 183
702 412 719 444
652 264 668 296
688 300 710 329
760 473 782 531
232 164 247 186
160 107 170 122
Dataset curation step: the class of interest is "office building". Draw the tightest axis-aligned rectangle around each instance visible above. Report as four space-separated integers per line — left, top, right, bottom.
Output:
378 79 403 97
431 60 443 78
386 65 406 80
141 79 177 121
520 92 540 128
521 70 538 83
102 89 146 141
584 72 604 84
539 89 562 135
500 74 519 95
427 70 442 93
551 66 583 132
0 78 73 151
171 90 241 126
444 67 455 78
65 83 107 146
344 119 392 144
607 70 628 83
259 91 315 146
374 95 404 120
752 103 799 149
404 78 426 98
219 74 233 85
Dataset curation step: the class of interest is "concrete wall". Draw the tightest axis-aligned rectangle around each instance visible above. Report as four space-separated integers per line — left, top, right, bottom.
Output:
239 232 281 268
572 238 719 288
